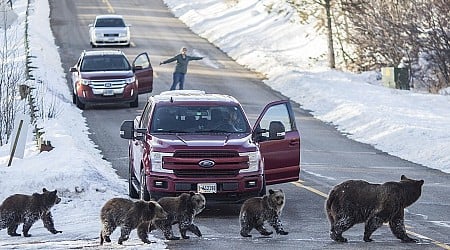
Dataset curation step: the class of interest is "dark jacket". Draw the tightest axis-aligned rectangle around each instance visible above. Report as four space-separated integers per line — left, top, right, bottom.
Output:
161 54 203 74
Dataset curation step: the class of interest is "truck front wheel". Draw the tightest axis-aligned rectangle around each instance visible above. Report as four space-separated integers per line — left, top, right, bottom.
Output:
139 168 150 201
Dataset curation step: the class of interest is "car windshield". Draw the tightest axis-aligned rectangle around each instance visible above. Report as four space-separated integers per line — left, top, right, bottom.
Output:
150 105 250 134
95 18 125 28
80 55 131 72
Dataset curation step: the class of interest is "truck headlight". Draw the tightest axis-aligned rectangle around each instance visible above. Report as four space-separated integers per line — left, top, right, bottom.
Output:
150 152 174 173
239 151 260 173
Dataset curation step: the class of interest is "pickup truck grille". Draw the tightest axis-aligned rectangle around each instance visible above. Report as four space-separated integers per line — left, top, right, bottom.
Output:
174 170 239 177
174 150 239 158
169 150 243 178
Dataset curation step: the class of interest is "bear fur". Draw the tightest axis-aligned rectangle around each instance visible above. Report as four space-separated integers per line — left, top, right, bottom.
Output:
0 188 62 237
239 189 288 237
152 192 206 240
99 198 167 245
325 175 424 243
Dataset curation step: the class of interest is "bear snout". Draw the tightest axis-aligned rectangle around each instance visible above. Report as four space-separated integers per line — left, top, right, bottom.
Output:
55 197 61 204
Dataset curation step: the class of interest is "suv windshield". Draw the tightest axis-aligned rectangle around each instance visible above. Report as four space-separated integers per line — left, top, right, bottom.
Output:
80 55 131 72
150 105 249 133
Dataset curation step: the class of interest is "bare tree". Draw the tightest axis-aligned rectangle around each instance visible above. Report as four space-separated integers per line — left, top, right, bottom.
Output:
0 3 25 146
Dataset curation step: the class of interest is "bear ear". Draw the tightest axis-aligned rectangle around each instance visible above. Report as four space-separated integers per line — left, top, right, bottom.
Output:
43 188 48 192
419 180 424 185
189 191 195 197
401 175 407 180
269 189 274 194
148 201 156 211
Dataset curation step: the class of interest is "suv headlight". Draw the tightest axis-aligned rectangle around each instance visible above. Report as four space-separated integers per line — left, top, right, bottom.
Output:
239 151 260 173
150 152 174 173
125 76 135 84
80 79 91 85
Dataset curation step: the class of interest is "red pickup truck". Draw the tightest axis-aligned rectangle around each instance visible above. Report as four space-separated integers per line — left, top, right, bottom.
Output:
120 90 300 203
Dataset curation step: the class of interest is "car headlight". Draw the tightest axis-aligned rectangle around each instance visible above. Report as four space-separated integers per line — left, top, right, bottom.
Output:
125 76 135 84
239 151 261 173
95 32 102 37
119 32 127 37
150 152 174 173
80 79 91 85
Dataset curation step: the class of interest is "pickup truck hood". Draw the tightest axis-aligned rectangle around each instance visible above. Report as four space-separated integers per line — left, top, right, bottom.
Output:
151 133 255 151
80 71 134 80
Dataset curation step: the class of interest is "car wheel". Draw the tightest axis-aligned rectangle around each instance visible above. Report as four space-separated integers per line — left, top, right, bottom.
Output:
139 168 150 201
130 95 138 108
75 96 85 110
128 164 139 199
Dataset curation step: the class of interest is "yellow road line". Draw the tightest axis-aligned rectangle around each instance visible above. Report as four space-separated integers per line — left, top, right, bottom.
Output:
102 0 115 13
291 180 450 249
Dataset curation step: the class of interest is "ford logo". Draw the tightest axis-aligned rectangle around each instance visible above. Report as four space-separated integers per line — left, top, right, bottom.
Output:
198 159 215 168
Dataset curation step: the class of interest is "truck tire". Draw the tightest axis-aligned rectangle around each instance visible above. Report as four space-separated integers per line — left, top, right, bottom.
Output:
139 168 150 201
128 167 138 199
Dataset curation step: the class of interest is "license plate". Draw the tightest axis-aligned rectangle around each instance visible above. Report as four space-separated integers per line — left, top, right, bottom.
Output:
103 89 114 96
197 183 216 193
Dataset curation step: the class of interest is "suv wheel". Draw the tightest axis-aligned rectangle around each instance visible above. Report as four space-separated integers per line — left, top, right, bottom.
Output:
130 95 138 108
75 96 85 110
139 168 150 201
128 165 139 199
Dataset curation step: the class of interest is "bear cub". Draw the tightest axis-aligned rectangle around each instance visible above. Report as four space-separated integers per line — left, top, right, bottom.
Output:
153 192 206 240
99 198 167 245
239 189 288 237
0 188 62 237
325 175 424 243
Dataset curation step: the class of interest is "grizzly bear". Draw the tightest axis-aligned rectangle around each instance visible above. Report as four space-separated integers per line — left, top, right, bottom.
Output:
152 192 206 240
99 198 167 245
0 188 62 237
325 175 424 243
239 189 288 237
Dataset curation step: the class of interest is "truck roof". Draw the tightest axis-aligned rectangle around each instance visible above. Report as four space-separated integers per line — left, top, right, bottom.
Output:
151 90 240 104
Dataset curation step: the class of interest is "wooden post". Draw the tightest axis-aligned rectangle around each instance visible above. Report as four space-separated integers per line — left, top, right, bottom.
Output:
7 119 24 167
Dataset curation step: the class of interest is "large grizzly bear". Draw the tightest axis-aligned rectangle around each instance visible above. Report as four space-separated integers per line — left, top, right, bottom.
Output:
152 192 206 240
99 198 167 245
239 189 288 237
0 188 62 237
325 175 424 243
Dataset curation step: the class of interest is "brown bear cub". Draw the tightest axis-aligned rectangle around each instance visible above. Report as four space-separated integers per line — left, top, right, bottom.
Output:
325 175 424 243
239 189 288 237
99 198 167 245
152 192 206 240
0 188 62 237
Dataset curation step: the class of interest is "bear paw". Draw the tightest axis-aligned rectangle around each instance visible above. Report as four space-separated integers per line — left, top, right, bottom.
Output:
401 237 418 243
51 230 62 234
260 231 273 236
277 230 289 235
240 232 252 237
330 232 347 243
8 232 21 237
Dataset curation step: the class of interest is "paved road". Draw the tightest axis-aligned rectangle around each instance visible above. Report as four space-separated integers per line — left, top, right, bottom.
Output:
49 0 450 249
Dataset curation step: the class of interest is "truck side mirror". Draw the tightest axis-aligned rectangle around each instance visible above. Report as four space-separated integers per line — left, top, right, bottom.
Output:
120 120 134 139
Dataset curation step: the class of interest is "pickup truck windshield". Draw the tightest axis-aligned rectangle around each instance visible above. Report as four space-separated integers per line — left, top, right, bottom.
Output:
151 105 250 133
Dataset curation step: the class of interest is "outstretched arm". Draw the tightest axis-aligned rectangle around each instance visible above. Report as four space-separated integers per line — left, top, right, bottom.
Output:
160 55 178 65
188 56 203 61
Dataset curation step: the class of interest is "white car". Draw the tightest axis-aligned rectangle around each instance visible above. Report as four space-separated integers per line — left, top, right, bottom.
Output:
89 15 131 48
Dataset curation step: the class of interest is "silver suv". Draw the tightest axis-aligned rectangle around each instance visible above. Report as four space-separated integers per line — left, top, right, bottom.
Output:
89 14 131 47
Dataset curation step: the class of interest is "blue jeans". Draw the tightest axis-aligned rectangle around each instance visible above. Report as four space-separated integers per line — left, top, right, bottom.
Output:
170 72 186 90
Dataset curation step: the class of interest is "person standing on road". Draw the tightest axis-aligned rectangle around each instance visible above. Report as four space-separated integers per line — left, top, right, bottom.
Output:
160 47 203 90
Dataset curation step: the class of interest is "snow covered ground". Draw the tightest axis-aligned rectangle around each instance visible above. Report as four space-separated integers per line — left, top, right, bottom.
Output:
0 0 449 248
